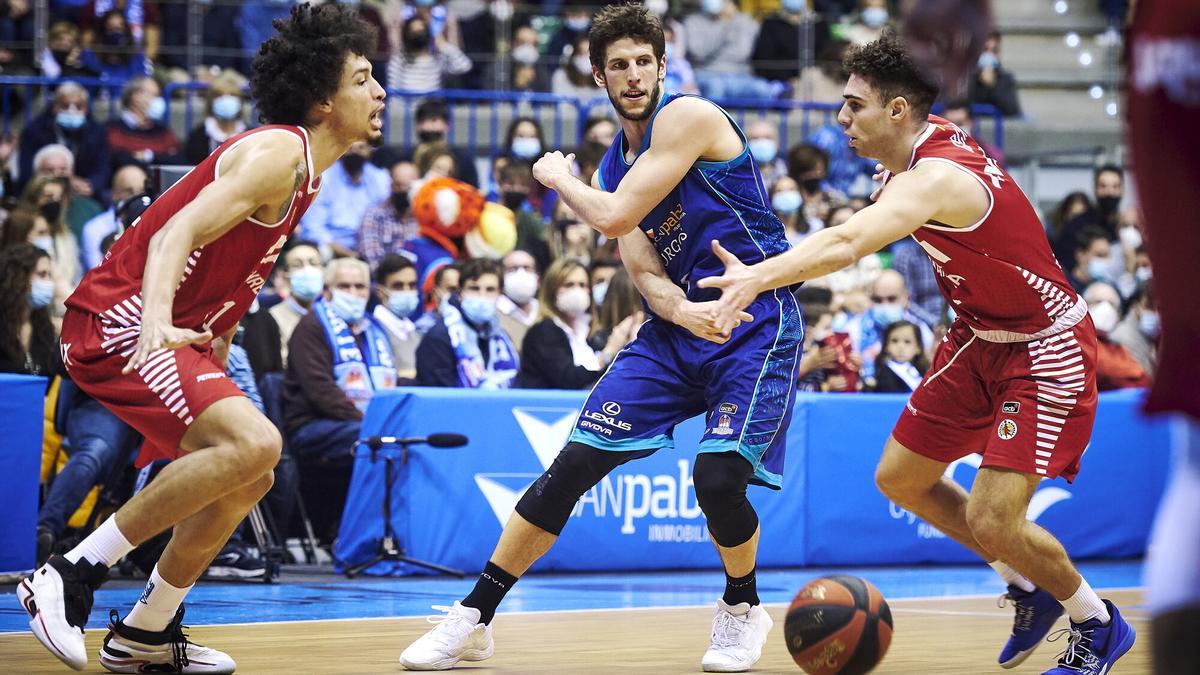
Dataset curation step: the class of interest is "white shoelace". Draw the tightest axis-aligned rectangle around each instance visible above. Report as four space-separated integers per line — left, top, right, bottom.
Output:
711 609 753 649
423 605 476 649
1047 626 1101 673
997 592 1036 633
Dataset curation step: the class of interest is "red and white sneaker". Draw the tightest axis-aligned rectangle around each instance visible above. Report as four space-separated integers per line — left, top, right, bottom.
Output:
17 555 109 670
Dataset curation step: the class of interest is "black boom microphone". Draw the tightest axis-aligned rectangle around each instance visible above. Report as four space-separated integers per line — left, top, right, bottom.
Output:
362 433 469 449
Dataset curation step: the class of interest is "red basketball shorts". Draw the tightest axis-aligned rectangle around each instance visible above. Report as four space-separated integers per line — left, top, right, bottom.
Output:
892 318 1099 482
59 308 243 466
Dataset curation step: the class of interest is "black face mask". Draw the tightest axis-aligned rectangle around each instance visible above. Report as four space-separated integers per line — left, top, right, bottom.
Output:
102 31 128 47
51 49 72 64
800 177 823 193
417 130 443 144
40 201 62 222
391 191 410 213
501 191 527 211
1096 196 1120 216
341 154 367 175
406 32 430 52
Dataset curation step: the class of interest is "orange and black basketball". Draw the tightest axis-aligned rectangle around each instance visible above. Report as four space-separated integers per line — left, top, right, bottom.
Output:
783 575 893 675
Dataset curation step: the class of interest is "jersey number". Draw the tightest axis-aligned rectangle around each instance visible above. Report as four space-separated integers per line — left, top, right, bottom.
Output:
202 301 236 333
983 157 1005 189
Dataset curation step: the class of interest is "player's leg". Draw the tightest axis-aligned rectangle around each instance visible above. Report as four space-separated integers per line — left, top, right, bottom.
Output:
1146 417 1200 674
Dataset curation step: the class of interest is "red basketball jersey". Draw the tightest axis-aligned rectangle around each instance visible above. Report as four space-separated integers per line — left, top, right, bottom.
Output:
66 125 321 339
882 115 1086 342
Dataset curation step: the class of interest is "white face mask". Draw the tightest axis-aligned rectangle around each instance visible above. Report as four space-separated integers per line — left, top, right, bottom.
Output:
503 269 539 305
1088 300 1119 334
556 286 591 317
591 279 609 307
573 54 593 77
512 43 540 65
330 289 368 324
32 236 54 254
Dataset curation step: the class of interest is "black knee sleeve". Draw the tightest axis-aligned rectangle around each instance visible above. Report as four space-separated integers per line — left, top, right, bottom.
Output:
514 442 639 535
693 451 759 548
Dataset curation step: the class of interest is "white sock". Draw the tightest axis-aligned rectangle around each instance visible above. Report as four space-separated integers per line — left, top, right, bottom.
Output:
989 561 1036 593
1060 577 1111 625
63 517 135 568
124 565 193 632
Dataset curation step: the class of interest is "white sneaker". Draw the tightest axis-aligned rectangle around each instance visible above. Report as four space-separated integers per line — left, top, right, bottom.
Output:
701 599 774 673
98 607 236 674
400 602 494 671
17 556 109 671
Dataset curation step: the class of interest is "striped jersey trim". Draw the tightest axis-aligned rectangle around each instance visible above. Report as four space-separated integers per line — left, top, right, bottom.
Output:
1025 329 1087 476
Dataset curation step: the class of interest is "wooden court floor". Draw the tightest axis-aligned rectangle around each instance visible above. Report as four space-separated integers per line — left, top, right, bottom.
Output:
0 589 1150 674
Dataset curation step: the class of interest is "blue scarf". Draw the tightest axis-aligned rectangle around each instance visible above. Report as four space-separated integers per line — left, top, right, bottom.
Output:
443 303 519 389
313 297 397 412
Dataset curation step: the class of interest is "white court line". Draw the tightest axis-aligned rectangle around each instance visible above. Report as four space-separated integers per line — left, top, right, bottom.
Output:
0 585 1145 634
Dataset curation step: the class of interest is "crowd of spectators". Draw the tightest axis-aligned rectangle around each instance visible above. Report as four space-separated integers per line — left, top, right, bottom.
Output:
1 1 1143 577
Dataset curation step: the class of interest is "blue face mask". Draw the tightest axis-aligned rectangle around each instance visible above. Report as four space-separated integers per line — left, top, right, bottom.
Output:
748 138 778 164
56 110 86 130
782 0 804 12
289 266 324 301
1087 258 1111 282
565 16 591 32
29 278 55 310
771 190 802 215
702 0 724 15
870 303 905 327
330 290 368 324
460 295 498 325
977 51 1000 70
861 7 889 28
211 95 241 121
510 137 542 159
147 96 166 122
388 290 420 318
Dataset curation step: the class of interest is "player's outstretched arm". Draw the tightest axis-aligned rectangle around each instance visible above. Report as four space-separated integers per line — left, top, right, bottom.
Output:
532 98 729 238
699 163 976 333
123 133 306 374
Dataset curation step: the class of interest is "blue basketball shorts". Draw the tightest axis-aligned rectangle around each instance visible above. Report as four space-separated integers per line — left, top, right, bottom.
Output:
567 290 804 488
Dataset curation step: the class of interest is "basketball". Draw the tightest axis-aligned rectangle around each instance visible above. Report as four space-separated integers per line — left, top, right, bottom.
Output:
784 575 893 675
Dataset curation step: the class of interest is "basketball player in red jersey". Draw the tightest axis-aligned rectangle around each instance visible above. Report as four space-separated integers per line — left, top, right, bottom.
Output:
17 5 384 672
701 34 1136 674
1127 3 1200 673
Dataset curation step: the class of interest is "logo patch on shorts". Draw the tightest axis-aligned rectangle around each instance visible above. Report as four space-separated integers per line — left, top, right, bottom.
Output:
196 372 226 383
997 419 1018 440
719 402 738 415
711 414 735 436
1002 401 1020 414
602 401 621 416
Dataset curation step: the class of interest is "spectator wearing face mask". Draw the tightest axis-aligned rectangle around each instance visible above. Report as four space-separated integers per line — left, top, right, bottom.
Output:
745 119 790 189
787 142 841 224
517 258 637 390
968 30 1022 117
80 9 152 81
408 99 478 188
80 163 147 270
269 241 325 366
372 254 422 381
40 22 100 79
1109 282 1159 377
493 159 552 271
184 70 247 165
285 258 398 462
17 82 110 200
497 25 550 92
359 159 420 269
588 258 620 311
546 0 593 69
1068 227 1114 294
589 267 644 351
497 249 540 352
552 34 602 101
387 15 472 94
684 0 782 100
1055 165 1126 271
106 75 180 171
0 244 58 377
300 140 391 259
839 0 892 47
769 176 816 245
27 143 105 241
661 23 699 95
18 175 82 288
416 258 519 389
1084 281 1151 391
79 0 162 65
500 117 556 219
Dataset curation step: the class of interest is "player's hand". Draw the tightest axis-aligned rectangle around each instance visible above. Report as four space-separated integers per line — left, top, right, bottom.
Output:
695 240 760 336
532 151 575 189
675 301 753 345
122 322 213 374
869 163 886 202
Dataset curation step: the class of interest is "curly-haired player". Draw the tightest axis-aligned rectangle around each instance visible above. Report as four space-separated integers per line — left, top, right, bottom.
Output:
16 4 385 673
702 32 1135 674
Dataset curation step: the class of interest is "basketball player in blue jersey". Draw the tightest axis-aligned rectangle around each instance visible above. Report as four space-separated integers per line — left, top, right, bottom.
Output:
400 4 802 672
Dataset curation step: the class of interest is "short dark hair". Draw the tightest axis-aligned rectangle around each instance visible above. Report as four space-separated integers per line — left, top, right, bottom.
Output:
249 3 377 126
1094 164 1123 183
434 262 459 287
787 143 830 178
844 31 940 120
587 3 664 73
1075 226 1109 253
460 258 502 287
375 254 415 285
415 99 449 123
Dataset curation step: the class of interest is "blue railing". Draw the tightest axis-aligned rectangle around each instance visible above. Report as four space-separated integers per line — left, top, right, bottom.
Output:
2 75 1003 160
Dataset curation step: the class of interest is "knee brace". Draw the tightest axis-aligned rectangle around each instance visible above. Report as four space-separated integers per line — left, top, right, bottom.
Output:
693 451 759 548
515 442 641 535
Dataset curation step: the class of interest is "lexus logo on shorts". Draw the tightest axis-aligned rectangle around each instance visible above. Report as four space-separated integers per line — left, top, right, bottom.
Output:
602 401 621 416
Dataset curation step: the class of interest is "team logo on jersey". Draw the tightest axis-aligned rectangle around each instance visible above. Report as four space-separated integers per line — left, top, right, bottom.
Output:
1002 401 1021 414
719 402 738 415
711 414 735 436
997 419 1018 440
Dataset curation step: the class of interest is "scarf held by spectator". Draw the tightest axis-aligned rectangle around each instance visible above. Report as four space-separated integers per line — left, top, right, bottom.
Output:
443 303 518 389
313 297 397 411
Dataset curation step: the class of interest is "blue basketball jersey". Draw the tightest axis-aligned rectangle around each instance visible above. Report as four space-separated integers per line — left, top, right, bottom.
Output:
596 92 792 303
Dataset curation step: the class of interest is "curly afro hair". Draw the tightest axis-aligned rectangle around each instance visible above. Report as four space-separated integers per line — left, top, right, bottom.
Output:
843 31 940 120
249 3 377 126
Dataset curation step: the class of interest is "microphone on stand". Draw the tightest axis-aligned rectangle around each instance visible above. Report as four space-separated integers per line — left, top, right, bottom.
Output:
361 433 469 450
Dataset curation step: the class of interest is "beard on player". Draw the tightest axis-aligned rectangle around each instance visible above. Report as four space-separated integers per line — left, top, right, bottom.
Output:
608 79 662 122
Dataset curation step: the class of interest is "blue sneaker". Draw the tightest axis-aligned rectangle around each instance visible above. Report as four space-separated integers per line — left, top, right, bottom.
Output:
1043 600 1136 675
999 585 1064 668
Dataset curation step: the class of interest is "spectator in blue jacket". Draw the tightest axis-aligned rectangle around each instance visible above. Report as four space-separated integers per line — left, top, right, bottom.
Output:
17 81 111 201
